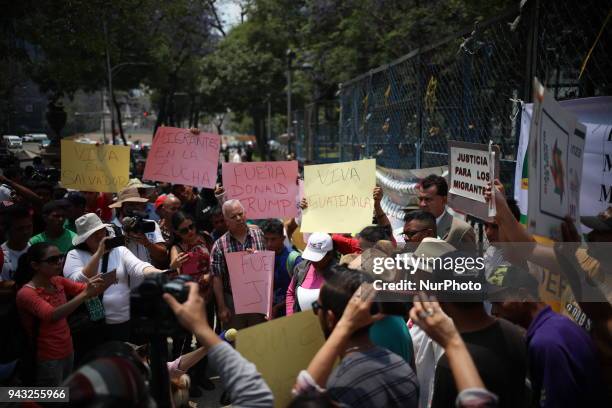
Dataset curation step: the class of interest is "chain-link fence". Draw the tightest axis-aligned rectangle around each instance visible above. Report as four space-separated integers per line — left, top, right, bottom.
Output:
295 101 340 163
332 0 611 195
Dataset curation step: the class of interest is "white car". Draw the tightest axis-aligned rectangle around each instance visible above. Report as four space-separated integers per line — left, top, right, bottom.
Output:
2 135 22 149
75 137 96 144
25 134 51 146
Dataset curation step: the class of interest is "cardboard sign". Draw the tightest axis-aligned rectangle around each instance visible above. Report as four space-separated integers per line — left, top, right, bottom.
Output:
143 127 220 188
301 159 376 233
226 250 274 317
448 141 500 221
514 97 612 228
236 311 326 408
527 78 586 241
61 140 130 193
222 161 298 219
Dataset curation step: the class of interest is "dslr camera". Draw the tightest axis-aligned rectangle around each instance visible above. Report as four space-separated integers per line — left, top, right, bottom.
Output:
130 273 192 336
122 210 156 234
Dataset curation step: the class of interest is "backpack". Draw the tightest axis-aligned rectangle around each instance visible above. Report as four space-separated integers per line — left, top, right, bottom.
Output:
285 250 301 278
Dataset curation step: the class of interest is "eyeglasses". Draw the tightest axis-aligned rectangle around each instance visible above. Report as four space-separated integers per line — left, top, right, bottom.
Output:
311 300 322 315
178 223 196 235
39 255 65 264
402 228 431 239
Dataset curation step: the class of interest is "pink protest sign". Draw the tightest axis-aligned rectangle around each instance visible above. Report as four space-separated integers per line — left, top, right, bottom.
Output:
226 250 275 317
222 161 298 219
143 127 220 188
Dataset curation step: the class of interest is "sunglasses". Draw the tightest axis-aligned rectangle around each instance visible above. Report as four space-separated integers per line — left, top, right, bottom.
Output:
402 228 430 239
178 223 196 235
39 255 65 264
311 300 323 315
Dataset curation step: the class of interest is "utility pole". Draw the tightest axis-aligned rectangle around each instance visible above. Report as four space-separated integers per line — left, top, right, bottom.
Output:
101 89 107 143
103 19 116 145
286 49 295 155
266 101 272 145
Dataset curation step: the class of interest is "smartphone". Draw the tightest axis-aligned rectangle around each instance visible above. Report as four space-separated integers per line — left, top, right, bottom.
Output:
101 269 117 286
105 235 125 250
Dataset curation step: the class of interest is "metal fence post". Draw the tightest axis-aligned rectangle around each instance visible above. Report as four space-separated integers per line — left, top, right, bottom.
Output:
416 53 423 169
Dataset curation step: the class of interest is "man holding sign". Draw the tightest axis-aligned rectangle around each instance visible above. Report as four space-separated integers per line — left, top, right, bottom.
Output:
418 175 476 253
211 199 267 330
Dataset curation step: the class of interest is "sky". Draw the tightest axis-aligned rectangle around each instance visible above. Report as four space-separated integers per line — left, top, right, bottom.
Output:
218 0 243 31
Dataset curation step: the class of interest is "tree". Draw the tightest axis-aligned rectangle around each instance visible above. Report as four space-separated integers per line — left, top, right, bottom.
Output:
200 17 289 159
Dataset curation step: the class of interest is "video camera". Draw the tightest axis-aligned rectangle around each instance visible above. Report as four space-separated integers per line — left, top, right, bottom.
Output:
130 273 192 337
122 210 156 234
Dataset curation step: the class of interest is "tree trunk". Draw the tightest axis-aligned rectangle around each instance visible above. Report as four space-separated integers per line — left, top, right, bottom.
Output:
112 94 128 146
187 94 195 128
251 108 268 161
153 91 168 137
193 105 200 128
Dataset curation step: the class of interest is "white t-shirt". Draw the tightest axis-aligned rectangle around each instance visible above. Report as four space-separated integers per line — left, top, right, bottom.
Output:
296 286 319 312
112 218 165 263
1 242 30 280
63 246 151 324
410 324 445 408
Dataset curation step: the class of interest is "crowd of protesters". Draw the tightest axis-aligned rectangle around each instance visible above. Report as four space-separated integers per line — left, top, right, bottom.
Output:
0 128 609 408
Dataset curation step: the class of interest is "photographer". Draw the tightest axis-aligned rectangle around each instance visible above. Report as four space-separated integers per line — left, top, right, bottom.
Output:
109 187 167 266
164 282 274 407
64 213 164 343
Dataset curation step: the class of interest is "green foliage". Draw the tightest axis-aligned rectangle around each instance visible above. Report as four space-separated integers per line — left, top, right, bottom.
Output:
7 0 514 140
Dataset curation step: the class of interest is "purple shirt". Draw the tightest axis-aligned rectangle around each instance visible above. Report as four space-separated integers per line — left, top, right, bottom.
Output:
527 306 604 408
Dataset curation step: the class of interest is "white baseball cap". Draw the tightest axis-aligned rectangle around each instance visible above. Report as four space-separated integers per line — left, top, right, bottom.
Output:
302 232 333 262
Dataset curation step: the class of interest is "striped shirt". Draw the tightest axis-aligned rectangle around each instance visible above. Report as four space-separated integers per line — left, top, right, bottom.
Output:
327 346 419 408
211 225 266 293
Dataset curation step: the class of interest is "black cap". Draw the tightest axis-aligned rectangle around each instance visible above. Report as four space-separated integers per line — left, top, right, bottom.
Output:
487 265 539 300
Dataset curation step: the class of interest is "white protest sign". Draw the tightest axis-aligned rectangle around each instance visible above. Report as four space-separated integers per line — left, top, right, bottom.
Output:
448 141 499 220
514 97 612 229
527 78 586 240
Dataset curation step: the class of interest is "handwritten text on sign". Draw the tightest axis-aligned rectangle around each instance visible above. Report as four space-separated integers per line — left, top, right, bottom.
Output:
226 250 274 317
222 161 298 219
301 159 376 233
449 147 491 203
61 140 130 193
143 127 220 188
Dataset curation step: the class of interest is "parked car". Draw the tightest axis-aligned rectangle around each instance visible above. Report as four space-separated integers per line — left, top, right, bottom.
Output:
24 134 51 146
75 137 96 144
2 135 23 149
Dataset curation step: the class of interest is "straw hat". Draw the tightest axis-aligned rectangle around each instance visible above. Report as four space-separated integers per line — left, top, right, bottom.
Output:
126 178 155 189
406 237 456 273
108 187 148 209
73 213 110 245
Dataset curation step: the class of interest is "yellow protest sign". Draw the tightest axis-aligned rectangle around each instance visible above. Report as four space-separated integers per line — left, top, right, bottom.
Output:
301 159 376 233
236 311 325 407
61 140 130 193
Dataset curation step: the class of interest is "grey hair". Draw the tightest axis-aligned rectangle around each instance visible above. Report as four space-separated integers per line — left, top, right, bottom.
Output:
222 199 244 217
